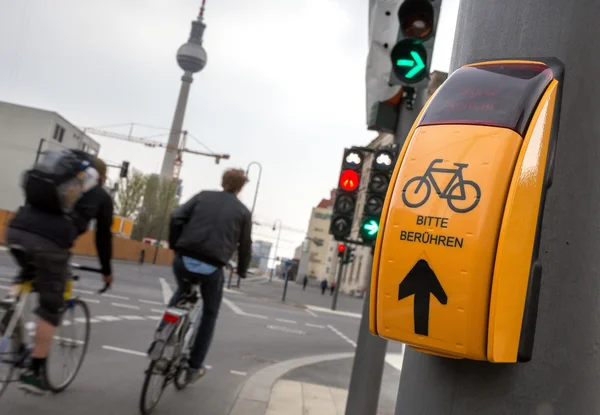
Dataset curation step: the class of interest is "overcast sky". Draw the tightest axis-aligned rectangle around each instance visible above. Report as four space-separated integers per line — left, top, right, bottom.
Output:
0 0 459 259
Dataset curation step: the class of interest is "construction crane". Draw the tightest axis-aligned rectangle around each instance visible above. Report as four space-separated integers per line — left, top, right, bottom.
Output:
83 126 230 180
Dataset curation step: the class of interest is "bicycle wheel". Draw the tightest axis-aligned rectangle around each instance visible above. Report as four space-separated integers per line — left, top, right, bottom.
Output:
45 298 90 393
140 359 168 415
402 176 432 208
447 180 481 213
0 306 21 399
173 356 189 390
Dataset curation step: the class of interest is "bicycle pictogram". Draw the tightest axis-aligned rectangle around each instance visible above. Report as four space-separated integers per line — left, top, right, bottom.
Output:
401 159 481 213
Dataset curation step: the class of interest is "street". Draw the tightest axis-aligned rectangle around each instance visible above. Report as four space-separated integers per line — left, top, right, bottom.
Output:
0 252 403 415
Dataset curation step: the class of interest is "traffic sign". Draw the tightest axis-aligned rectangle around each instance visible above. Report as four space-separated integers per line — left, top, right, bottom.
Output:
370 58 565 363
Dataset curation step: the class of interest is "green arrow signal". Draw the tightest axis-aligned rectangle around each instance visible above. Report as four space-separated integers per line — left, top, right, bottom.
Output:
364 220 379 236
396 51 425 79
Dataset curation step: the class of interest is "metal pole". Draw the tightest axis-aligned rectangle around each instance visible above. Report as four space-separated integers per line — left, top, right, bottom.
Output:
394 1 595 413
331 255 344 311
270 220 282 282
344 250 387 415
281 261 290 302
246 161 262 216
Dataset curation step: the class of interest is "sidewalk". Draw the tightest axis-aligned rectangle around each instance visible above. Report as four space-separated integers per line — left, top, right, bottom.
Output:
266 380 347 415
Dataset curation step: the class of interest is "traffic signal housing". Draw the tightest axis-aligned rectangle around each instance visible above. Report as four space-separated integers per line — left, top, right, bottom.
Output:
330 148 364 241
389 0 442 87
337 244 346 259
120 161 130 178
344 246 356 265
360 147 399 243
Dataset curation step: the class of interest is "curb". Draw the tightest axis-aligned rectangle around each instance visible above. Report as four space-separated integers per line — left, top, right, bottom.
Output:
227 352 355 415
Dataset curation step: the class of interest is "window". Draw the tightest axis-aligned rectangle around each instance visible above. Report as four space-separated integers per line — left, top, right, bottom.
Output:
53 124 65 143
325 267 329 274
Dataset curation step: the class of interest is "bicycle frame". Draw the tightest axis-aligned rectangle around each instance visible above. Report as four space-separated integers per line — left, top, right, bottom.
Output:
424 160 467 198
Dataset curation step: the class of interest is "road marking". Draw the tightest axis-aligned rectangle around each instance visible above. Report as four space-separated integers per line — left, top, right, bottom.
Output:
102 293 130 301
267 325 306 335
159 278 173 305
120 315 146 320
74 317 88 324
230 370 247 376
307 305 361 319
89 318 100 323
305 323 325 329
54 336 84 345
205 365 213 370
147 315 162 321
139 299 163 306
276 318 297 324
96 315 122 322
111 302 140 310
305 309 319 317
385 352 405 372
245 313 268 319
0 284 9 290
328 325 357 348
151 308 164 314
0 276 12 283
81 297 100 304
74 288 94 295
222 297 245 315
103 345 146 357
25 322 36 330
0 246 7 252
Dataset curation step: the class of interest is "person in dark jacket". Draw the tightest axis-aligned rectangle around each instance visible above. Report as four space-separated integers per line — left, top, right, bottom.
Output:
167 168 252 384
5 155 113 395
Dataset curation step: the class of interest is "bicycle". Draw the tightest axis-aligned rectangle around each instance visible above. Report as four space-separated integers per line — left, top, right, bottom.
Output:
0 246 108 399
139 284 202 415
401 158 482 213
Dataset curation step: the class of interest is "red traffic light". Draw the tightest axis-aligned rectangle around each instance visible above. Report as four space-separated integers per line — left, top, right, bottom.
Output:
338 244 346 253
340 169 360 191
399 0 434 39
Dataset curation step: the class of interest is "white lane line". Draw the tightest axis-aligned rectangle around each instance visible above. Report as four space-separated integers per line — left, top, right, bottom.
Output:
89 318 100 323
54 336 84 345
102 293 130 301
139 299 163 306
306 305 361 319
74 288 94 295
276 318 297 324
25 322 36 331
205 365 213 370
305 309 319 318
159 278 173 305
230 370 247 376
385 352 405 372
328 325 357 348
245 313 268 320
151 308 164 314
267 325 306 335
0 276 12 283
74 317 88 324
111 302 140 310
222 297 245 315
103 345 146 357
305 323 326 329
0 246 7 252
81 297 100 304
96 315 122 322
120 315 146 320
147 315 162 321
0 285 9 290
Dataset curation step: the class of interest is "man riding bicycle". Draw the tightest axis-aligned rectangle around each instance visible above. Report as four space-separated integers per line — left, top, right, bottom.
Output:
4 152 114 395
167 168 252 383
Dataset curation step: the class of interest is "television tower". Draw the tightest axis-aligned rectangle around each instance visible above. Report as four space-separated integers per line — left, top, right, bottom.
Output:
160 1 208 177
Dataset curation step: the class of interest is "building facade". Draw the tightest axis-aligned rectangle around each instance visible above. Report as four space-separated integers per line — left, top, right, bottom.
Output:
298 191 338 282
0 101 100 211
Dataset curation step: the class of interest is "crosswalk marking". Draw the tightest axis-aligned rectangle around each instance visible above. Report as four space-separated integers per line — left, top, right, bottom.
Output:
120 315 146 320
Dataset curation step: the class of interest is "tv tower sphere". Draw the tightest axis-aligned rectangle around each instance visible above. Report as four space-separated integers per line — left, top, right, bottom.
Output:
176 20 207 73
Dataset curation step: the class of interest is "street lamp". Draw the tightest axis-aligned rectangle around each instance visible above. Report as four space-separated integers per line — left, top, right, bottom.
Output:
270 219 282 282
246 161 262 216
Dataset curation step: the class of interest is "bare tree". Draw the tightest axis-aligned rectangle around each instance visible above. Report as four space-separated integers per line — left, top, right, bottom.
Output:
115 172 148 218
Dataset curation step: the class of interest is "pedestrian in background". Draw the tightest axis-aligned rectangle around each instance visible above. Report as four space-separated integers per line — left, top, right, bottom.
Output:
139 249 145 266
302 275 308 290
330 281 335 296
320 278 327 295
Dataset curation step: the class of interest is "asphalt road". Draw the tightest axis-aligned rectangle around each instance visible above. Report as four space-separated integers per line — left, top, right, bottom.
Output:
0 252 404 414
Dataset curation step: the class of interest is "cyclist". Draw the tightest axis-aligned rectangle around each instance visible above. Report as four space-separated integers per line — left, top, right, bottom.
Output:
168 168 252 383
4 152 114 395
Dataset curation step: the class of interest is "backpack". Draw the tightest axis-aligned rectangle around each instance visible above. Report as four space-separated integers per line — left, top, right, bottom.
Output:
21 150 100 214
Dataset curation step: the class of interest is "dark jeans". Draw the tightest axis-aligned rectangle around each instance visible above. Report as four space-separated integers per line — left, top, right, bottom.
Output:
168 254 224 370
5 227 70 327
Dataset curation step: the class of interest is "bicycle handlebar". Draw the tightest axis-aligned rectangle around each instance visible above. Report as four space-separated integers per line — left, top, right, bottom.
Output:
70 263 111 294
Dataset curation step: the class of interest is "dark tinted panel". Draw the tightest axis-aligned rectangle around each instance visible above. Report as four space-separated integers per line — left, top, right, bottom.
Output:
419 62 553 136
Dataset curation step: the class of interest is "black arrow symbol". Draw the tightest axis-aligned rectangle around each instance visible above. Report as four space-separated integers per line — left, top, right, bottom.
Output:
398 259 447 336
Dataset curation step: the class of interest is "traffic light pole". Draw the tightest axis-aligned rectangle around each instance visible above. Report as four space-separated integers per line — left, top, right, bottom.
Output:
344 248 388 415
394 1 598 414
331 255 345 311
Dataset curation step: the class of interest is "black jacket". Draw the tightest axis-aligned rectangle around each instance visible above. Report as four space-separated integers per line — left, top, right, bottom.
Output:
170 190 252 276
9 185 114 276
